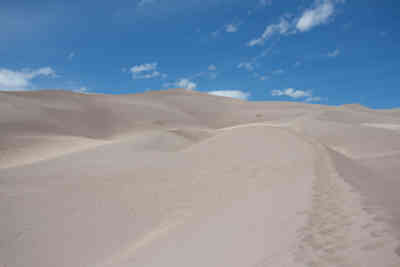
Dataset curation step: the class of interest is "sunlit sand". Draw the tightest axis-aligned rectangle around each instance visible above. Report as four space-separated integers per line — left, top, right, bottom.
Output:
1 89 400 267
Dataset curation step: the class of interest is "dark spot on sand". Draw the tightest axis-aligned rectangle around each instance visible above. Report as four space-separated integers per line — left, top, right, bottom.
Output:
395 245 400 256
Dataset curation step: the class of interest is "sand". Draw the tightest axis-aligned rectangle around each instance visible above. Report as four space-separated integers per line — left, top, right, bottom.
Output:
1 89 399 267
363 123 400 131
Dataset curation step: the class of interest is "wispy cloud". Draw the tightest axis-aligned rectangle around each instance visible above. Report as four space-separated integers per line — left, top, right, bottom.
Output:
250 68 283 79
164 62 219 91
68 52 75 60
237 40 279 78
328 48 340 57
272 88 311 98
272 69 285 75
137 0 157 7
248 18 291 46
305 96 322 102
248 0 344 46
209 72 218 80
208 64 217 71
212 22 240 37
260 0 272 7
208 90 250 100
237 62 255 72
207 64 218 79
164 64 220 91
131 62 157 73
187 65 218 81
296 0 335 32
271 88 321 102
0 67 56 91
225 23 239 33
294 61 301 67
211 30 220 38
129 62 166 79
73 86 89 93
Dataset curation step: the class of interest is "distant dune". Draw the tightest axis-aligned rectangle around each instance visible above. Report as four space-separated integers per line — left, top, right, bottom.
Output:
1 89 400 267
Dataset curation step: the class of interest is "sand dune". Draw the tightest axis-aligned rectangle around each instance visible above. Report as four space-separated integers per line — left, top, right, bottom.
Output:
1 89 400 266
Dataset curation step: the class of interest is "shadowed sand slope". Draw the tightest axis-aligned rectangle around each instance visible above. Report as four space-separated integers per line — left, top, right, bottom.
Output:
1 89 400 267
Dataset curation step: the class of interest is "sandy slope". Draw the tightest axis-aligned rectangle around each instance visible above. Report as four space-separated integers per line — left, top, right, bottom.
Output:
1 89 400 267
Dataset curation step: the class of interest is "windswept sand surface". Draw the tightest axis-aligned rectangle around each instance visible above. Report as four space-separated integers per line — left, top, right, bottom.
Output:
1 89 400 266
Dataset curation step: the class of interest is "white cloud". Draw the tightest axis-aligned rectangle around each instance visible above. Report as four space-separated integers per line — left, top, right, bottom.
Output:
130 62 157 73
212 22 240 37
248 18 290 46
247 0 344 46
272 88 311 98
328 48 340 57
0 67 56 91
271 88 321 102
237 62 255 72
129 62 166 79
208 90 250 100
208 64 217 71
296 0 335 32
225 24 238 33
141 72 161 79
175 78 197 90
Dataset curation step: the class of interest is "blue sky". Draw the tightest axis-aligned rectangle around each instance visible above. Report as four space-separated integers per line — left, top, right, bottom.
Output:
0 0 399 108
